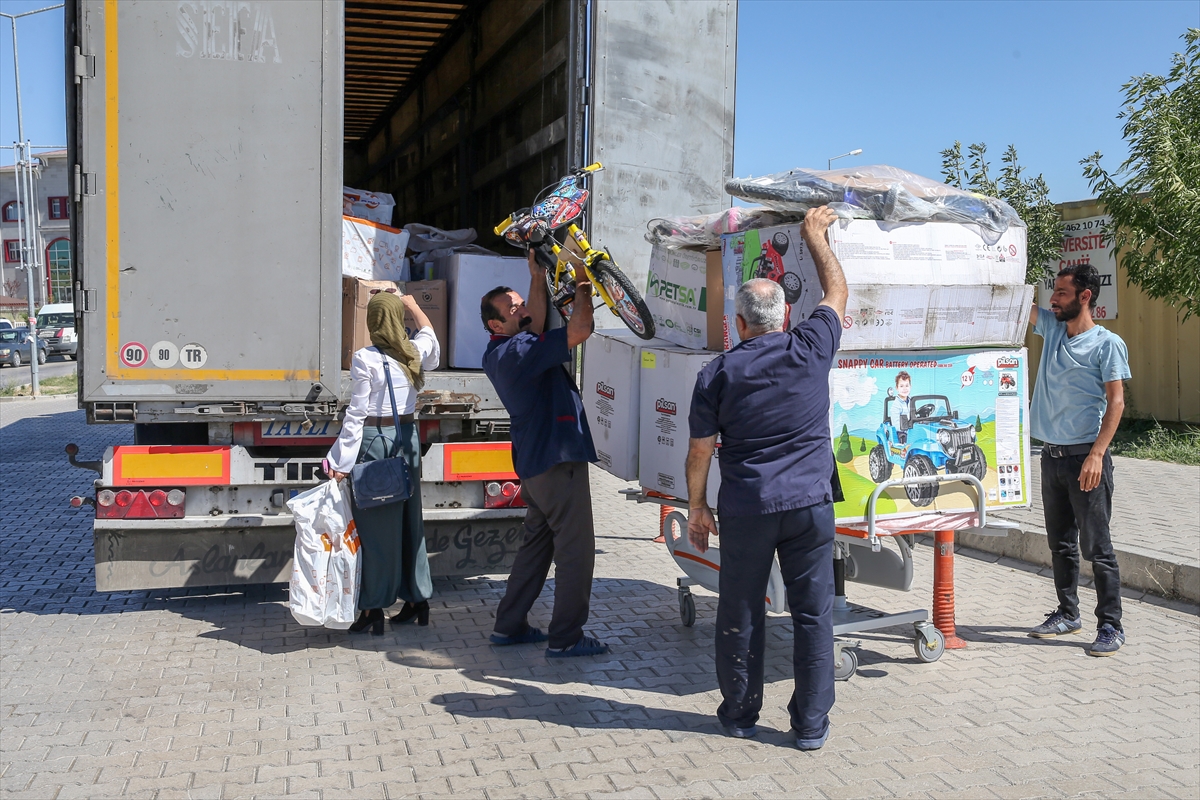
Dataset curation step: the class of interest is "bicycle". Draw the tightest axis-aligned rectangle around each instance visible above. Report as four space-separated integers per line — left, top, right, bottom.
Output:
494 163 655 340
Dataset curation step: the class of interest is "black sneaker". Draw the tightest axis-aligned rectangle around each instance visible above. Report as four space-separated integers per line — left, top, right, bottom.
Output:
490 626 549 646
546 635 610 658
1028 610 1083 638
1088 624 1125 657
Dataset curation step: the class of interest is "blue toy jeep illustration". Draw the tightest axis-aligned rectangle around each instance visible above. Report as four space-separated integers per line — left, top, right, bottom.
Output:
868 392 987 507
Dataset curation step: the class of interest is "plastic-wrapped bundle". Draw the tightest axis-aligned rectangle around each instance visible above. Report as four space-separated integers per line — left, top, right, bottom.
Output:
644 206 805 248
724 165 1024 243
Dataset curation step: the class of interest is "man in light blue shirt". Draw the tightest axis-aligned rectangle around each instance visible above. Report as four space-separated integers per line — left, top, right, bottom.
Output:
1027 264 1130 656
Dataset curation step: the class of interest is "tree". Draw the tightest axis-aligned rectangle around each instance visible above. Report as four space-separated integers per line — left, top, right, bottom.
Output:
941 142 1062 285
974 415 983 433
836 424 854 464
859 438 867 453
1081 28 1200 319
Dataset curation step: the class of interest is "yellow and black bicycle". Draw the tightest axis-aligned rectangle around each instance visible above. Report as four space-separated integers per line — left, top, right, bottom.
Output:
494 163 655 340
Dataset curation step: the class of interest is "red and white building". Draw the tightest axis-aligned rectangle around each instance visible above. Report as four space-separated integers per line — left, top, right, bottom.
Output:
1 149 70 309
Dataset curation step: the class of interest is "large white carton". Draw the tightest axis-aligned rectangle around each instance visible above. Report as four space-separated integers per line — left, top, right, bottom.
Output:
645 245 715 350
638 345 720 502
342 216 410 282
581 330 672 481
829 219 1027 285
842 284 1034 350
436 252 530 369
721 224 822 349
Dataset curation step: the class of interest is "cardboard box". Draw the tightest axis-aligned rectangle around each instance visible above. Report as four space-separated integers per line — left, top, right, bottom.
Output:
720 221 1033 351
829 219 1027 286
436 252 530 369
842 284 1034 350
722 224 822 349
342 216 409 282
644 245 724 351
638 344 721 502
404 280 448 371
341 277 403 370
830 347 1030 523
581 330 673 481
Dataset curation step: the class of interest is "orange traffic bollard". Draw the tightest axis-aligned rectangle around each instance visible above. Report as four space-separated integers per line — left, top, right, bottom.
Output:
932 529 967 649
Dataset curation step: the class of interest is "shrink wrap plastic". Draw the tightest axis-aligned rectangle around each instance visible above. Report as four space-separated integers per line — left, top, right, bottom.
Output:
725 165 1024 244
644 206 804 248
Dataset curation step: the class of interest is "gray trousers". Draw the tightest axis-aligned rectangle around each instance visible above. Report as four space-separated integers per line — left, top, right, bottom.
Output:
493 461 595 649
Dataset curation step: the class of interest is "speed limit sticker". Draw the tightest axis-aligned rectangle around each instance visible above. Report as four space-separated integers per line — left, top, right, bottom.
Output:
150 341 179 368
180 343 208 369
119 341 149 368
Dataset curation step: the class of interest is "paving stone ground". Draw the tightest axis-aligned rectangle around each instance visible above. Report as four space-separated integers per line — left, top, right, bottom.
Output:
997 453 1200 569
2 398 1198 799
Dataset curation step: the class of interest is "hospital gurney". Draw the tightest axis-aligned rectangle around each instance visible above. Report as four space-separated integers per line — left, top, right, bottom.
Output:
622 472 1017 682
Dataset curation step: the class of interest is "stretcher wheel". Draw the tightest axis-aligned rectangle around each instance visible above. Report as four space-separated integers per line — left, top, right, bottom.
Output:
834 648 858 681
914 627 946 663
680 592 696 627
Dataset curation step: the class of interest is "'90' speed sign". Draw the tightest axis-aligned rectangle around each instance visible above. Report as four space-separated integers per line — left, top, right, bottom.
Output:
119 341 149 368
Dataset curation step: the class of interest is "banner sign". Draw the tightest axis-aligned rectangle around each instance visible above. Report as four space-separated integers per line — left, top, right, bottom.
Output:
1037 215 1118 320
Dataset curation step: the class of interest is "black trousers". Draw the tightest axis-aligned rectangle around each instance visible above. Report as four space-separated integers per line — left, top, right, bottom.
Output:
493 461 595 649
715 502 835 738
1041 449 1122 630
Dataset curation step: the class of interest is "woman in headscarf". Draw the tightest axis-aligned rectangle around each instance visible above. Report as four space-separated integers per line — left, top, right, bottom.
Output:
327 290 439 635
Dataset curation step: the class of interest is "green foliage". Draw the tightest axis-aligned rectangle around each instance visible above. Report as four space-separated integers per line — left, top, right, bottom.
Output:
974 415 983 432
859 438 866 453
836 424 854 464
1110 420 1200 466
941 142 1062 285
1082 29 1200 320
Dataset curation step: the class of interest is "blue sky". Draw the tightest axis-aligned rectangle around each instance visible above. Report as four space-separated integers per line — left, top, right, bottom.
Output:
2 0 1197 202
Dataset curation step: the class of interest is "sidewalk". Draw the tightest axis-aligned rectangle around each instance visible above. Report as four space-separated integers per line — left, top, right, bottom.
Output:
1 398 1198 799
985 450 1200 602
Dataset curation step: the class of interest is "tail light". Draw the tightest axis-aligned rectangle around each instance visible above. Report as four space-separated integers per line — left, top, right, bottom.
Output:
484 480 526 509
96 488 186 519
418 420 440 444
53 329 63 339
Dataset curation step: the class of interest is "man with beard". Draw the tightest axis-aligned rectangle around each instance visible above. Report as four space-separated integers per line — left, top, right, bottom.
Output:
479 251 607 658
1027 264 1130 656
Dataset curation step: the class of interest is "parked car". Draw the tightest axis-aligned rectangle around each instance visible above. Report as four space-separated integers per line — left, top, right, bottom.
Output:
35 303 77 359
0 328 49 367
0 319 13 330
868 391 986 507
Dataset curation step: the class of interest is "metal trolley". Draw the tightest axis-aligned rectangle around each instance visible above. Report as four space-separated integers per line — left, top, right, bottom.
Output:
623 472 1016 681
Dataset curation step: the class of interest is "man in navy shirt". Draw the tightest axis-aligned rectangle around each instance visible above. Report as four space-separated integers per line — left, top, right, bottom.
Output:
686 206 848 750
480 252 608 658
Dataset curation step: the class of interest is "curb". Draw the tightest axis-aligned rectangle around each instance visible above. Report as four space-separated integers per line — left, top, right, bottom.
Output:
0 393 76 404
957 522 1199 605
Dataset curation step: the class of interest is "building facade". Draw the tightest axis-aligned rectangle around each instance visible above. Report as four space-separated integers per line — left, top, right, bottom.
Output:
0 149 71 308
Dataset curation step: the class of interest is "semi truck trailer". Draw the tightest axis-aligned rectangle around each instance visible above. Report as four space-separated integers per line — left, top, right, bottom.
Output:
64 0 737 591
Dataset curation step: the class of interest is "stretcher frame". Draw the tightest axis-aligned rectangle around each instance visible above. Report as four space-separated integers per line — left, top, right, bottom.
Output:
622 471 1018 680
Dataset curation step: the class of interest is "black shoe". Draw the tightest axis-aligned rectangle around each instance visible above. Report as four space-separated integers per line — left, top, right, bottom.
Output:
390 601 430 626
349 609 384 636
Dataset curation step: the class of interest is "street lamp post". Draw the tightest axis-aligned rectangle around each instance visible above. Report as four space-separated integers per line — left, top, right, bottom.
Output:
2 3 66 396
827 148 863 171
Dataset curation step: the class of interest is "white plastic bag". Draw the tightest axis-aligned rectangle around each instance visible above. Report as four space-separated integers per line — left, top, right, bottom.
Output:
342 216 411 281
287 480 360 628
342 186 395 225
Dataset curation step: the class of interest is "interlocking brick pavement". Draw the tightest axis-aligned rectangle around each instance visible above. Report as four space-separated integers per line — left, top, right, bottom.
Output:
2 399 1199 799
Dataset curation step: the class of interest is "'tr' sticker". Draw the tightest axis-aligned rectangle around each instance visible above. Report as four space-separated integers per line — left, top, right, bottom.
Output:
150 341 178 368
119 341 148 368
180 343 208 369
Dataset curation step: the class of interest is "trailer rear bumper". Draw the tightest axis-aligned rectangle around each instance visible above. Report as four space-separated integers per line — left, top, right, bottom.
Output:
93 510 528 592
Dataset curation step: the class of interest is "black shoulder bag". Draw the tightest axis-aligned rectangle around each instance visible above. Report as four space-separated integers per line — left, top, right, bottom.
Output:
350 357 413 508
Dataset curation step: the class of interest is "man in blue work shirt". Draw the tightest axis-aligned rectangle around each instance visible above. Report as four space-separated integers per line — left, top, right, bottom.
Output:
686 206 848 750
1026 264 1130 656
479 252 608 658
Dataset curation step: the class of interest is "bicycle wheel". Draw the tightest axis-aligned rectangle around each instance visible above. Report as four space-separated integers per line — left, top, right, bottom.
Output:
590 259 655 340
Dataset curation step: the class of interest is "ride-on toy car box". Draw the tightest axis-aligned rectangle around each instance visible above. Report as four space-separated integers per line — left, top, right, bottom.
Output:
721 224 822 350
580 329 672 481
830 347 1030 522
638 344 720 502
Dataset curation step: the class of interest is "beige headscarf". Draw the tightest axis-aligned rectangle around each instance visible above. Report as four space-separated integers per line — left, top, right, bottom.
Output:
367 291 424 391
